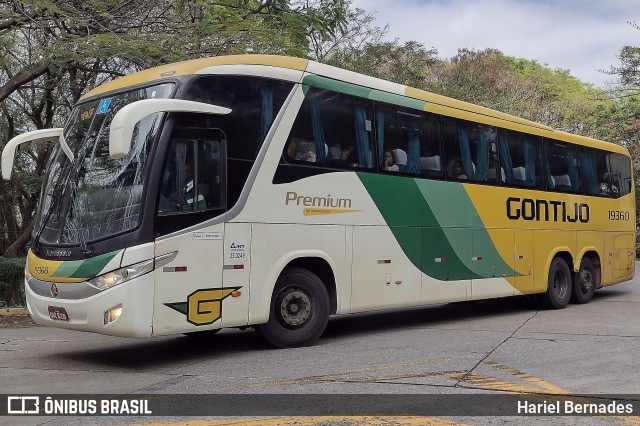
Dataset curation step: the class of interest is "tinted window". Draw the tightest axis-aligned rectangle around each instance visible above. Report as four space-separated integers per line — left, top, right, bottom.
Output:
608 152 633 197
184 76 293 161
545 140 580 193
578 147 611 196
285 88 374 170
498 129 544 189
374 104 443 177
443 118 497 183
158 130 226 215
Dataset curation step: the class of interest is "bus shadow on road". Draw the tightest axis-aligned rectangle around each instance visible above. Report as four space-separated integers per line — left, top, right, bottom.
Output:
323 296 538 341
54 329 266 370
53 285 634 369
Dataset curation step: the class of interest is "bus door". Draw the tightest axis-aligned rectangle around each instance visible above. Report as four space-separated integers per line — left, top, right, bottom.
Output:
152 131 228 335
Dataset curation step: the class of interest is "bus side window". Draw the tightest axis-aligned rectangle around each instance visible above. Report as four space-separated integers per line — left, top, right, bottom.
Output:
579 147 611 196
545 140 580 193
498 129 543 189
158 134 225 215
285 88 374 170
419 115 443 178
443 118 496 183
608 152 633 197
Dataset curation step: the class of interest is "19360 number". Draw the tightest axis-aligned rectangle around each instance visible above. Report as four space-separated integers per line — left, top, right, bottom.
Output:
608 210 630 221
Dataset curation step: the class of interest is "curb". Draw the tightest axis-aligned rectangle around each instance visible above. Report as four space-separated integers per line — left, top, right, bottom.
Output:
0 307 28 316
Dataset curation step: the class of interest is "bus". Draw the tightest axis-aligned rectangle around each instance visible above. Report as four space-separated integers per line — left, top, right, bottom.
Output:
1 55 635 348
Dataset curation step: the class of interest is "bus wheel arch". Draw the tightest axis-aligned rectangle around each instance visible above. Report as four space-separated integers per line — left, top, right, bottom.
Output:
284 257 337 315
571 252 600 304
256 266 331 348
539 253 573 309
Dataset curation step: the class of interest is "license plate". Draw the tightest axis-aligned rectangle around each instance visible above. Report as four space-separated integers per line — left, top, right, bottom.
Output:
48 306 69 321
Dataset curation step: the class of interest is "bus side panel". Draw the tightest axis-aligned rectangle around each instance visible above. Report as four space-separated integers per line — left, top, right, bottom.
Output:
612 232 635 283
350 225 422 312
471 229 518 299
421 227 471 304
514 229 535 294
152 223 225 336
533 230 577 293
249 223 347 324
222 222 252 327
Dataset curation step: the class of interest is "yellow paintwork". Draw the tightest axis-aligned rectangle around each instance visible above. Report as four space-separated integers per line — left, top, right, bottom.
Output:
81 55 309 101
464 184 636 290
27 250 86 283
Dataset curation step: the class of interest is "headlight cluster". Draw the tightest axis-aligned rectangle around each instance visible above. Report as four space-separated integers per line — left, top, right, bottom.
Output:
88 259 154 291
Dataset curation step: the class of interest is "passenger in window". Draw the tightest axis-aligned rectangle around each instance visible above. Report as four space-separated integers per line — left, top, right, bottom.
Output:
339 146 358 167
294 139 317 162
327 143 342 161
381 151 399 172
447 159 467 180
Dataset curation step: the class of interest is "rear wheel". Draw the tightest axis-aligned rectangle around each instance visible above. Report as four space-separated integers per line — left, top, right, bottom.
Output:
539 257 572 309
256 267 330 348
571 257 597 304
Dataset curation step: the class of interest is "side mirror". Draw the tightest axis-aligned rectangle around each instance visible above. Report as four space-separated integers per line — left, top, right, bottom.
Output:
109 99 231 159
2 128 63 180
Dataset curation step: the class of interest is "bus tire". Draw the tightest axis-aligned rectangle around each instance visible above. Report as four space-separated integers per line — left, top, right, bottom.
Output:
256 267 330 348
571 257 596 304
540 257 572 309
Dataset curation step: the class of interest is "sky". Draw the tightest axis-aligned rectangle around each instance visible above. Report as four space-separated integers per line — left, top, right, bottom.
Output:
351 0 639 88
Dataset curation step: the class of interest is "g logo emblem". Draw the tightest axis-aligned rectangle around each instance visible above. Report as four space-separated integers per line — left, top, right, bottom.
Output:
164 287 240 326
50 283 59 298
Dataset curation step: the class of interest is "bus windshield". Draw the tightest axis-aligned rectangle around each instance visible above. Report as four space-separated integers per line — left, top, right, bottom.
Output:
34 83 175 248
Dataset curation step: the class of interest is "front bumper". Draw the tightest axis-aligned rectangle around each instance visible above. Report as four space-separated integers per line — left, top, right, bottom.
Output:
25 273 155 338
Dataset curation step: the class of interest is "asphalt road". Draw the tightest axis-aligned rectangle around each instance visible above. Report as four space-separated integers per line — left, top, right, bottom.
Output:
1 262 639 426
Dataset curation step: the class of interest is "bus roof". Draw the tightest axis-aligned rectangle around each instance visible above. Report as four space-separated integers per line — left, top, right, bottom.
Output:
80 54 629 156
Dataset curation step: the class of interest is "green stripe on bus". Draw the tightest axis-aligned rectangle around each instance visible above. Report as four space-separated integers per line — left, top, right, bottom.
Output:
357 173 518 280
69 251 121 279
414 180 519 278
357 173 475 280
302 75 427 110
50 259 84 278
51 250 121 280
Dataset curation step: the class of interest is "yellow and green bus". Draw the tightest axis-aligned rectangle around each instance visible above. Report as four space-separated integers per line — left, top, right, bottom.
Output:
1 55 635 348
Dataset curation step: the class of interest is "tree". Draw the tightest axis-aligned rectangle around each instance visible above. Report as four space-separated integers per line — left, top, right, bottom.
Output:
0 0 353 257
328 39 439 88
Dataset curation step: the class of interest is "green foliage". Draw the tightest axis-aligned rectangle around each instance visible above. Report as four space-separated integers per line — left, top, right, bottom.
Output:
0 257 26 306
0 0 357 256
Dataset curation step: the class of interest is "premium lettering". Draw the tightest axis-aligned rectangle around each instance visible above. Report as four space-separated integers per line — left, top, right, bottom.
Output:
285 191 352 209
506 197 589 223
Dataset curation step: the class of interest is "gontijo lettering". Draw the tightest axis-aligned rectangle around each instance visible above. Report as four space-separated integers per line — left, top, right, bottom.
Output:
507 197 589 223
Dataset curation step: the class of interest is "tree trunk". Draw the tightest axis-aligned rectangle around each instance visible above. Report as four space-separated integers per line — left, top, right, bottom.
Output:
3 216 35 258
0 61 50 104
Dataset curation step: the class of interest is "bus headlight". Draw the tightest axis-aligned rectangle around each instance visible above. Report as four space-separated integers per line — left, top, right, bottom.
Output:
88 259 154 291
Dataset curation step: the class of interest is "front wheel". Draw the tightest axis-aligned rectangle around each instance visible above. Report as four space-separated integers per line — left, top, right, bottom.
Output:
256 267 330 348
539 257 572 309
571 257 597 304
